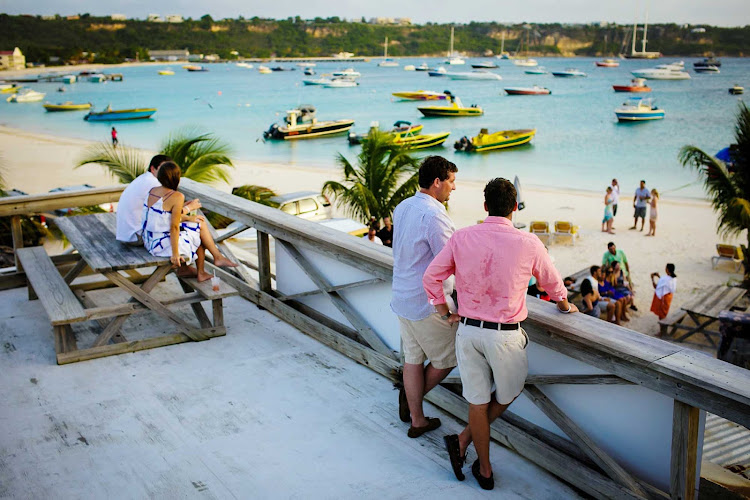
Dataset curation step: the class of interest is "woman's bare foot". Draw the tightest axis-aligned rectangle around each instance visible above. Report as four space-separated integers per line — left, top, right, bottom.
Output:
214 257 239 268
176 266 198 277
607 230 615 234
197 271 213 282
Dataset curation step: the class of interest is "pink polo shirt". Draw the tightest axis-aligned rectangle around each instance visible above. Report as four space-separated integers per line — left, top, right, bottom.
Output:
423 216 567 323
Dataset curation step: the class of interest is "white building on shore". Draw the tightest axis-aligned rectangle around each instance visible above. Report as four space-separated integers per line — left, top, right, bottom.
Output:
0 47 26 71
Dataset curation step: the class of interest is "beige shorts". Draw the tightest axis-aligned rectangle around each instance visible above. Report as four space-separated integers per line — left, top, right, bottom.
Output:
455 322 529 405
398 314 458 369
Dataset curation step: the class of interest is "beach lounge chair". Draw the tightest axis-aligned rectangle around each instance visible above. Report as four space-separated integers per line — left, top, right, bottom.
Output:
711 244 744 272
529 221 550 244
553 221 579 245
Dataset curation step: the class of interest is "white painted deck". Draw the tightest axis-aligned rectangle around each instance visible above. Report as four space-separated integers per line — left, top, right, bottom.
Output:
0 280 582 499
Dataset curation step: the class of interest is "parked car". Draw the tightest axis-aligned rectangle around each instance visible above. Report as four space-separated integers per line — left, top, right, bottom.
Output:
267 191 332 221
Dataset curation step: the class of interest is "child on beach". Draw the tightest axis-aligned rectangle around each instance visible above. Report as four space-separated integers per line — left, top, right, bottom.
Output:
646 189 659 237
601 186 615 234
111 127 118 148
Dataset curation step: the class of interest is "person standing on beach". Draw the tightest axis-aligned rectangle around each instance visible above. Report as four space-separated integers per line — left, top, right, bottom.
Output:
423 178 576 490
611 179 620 220
630 180 651 231
651 264 677 321
391 156 458 439
602 186 615 234
111 127 118 148
646 189 659 237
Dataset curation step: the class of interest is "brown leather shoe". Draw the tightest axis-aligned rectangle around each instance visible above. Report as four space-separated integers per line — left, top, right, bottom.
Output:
444 434 466 481
398 386 410 423
472 459 494 490
407 417 441 438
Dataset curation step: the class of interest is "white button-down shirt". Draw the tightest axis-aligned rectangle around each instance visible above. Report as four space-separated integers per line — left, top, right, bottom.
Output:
391 192 455 321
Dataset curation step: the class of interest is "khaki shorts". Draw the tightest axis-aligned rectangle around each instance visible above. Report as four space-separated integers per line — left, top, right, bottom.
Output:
455 322 529 405
398 314 458 369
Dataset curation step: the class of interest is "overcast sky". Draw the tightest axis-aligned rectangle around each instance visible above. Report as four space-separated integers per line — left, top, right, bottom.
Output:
1 0 748 27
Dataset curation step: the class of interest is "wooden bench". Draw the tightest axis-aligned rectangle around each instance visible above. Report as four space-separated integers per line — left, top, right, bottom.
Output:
178 276 240 329
658 309 687 337
16 246 86 355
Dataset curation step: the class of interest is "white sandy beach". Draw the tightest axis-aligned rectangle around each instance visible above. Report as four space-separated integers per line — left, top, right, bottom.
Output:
0 125 744 341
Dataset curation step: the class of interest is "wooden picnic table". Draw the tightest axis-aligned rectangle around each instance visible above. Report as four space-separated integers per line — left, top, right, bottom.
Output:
20 213 237 364
660 284 747 347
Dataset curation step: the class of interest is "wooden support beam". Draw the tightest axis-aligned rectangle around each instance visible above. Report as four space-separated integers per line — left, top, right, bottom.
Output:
257 231 272 293
0 185 124 217
523 385 649 497
670 401 700 500
178 279 212 329
277 239 396 360
74 290 127 343
11 215 23 271
280 277 384 301
63 258 89 285
214 223 250 243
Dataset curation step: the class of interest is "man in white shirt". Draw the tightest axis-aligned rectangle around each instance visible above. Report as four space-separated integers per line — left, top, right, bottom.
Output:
391 156 458 438
116 155 200 244
366 227 383 245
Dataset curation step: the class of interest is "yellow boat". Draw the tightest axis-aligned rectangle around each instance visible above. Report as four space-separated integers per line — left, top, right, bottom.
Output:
391 131 451 150
0 83 21 94
391 90 448 101
418 91 483 117
158 70 175 75
43 102 93 112
454 128 536 152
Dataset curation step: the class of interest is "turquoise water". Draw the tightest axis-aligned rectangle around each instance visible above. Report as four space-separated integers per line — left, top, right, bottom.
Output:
1 57 748 197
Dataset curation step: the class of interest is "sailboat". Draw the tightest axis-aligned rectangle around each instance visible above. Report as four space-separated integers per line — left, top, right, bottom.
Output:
623 0 661 59
512 28 538 67
443 27 465 65
496 32 511 59
378 37 399 67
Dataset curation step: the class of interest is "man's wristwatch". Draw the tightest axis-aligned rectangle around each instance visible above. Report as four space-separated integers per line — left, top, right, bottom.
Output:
439 312 452 321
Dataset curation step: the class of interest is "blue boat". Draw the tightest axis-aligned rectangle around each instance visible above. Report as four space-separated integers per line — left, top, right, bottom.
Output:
615 97 665 122
84 106 157 122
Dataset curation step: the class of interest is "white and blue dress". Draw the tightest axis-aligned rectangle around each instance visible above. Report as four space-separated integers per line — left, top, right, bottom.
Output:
142 191 201 264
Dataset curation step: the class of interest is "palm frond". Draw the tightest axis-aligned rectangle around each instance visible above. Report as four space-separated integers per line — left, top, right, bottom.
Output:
232 185 278 206
75 143 146 184
161 128 234 185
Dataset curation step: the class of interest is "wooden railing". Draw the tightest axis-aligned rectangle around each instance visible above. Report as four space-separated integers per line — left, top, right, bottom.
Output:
2 180 748 500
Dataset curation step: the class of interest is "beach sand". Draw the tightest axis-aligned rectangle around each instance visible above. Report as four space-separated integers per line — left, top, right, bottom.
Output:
1 125 744 341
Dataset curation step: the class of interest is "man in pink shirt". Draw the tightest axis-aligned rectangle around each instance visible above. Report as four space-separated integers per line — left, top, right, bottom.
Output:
423 178 577 490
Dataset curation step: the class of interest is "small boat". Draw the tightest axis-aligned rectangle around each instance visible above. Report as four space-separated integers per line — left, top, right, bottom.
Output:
525 67 548 75
303 67 315 76
415 63 430 71
551 69 587 77
322 78 358 88
403 65 416 71
454 128 536 152
303 76 333 86
7 89 45 103
504 86 551 96
694 57 721 69
264 106 354 140
614 97 665 122
331 68 361 78
43 102 92 112
0 83 21 94
631 62 690 80
158 70 175 75
613 78 651 93
444 70 502 81
88 74 106 83
418 91 483 117
694 65 720 74
595 59 620 67
513 59 539 67
57 86 66 92
84 106 157 121
348 120 424 145
186 65 209 72
271 66 295 72
428 67 447 77
236 62 253 68
443 28 465 65
378 37 399 67
392 131 451 150
61 75 76 84
391 90 447 101
258 66 272 74
729 85 744 95
472 61 499 69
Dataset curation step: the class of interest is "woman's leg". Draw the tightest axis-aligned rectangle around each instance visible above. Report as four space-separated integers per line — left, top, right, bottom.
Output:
195 245 212 282
198 222 238 268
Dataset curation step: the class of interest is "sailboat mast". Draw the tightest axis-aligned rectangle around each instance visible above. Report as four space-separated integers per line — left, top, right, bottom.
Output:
631 0 638 55
500 31 505 54
384 36 388 58
642 0 650 53
449 27 454 56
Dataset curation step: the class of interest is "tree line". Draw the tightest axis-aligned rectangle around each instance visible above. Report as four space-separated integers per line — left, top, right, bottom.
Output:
0 14 748 65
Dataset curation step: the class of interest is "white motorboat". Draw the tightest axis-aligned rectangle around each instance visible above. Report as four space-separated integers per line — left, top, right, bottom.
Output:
322 78 358 88
513 59 539 67
297 62 316 68
332 68 361 78
403 65 416 71
631 62 691 80
6 89 46 103
444 70 502 81
236 62 253 68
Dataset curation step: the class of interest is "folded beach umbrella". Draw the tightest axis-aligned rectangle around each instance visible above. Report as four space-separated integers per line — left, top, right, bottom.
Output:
514 175 526 211
715 147 733 164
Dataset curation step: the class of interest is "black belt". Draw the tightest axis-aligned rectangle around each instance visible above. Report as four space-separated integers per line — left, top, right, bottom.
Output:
460 317 520 330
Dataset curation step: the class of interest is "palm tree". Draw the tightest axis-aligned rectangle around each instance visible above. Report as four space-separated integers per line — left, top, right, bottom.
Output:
77 128 234 185
323 131 419 223
679 102 750 284
231 185 278 206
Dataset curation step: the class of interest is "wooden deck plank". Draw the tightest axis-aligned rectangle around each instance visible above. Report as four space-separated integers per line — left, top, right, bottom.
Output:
16 247 87 325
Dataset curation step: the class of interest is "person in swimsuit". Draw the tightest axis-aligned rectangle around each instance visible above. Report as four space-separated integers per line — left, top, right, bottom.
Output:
646 189 659 237
142 161 237 281
601 186 615 234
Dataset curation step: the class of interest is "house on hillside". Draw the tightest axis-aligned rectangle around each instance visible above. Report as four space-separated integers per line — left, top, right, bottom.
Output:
0 48 26 71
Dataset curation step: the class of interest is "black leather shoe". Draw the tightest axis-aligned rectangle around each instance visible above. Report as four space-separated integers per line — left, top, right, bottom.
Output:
472 459 494 490
407 417 441 438
398 386 410 423
444 434 465 481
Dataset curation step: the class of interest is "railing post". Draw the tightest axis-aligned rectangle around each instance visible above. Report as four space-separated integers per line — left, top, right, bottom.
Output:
257 231 272 293
670 400 700 500
10 215 23 271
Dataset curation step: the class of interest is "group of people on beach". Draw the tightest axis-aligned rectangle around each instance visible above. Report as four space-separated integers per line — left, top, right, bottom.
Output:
603 178 659 236
114 154 237 280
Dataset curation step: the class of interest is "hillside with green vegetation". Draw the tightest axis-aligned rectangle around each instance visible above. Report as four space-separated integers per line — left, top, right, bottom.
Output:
1 14 748 65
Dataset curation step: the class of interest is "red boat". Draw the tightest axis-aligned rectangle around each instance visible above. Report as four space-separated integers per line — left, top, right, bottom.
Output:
504 86 551 96
612 78 651 93
596 59 620 67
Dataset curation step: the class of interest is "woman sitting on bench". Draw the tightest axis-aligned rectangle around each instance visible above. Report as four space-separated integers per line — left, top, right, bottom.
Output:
142 161 237 281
